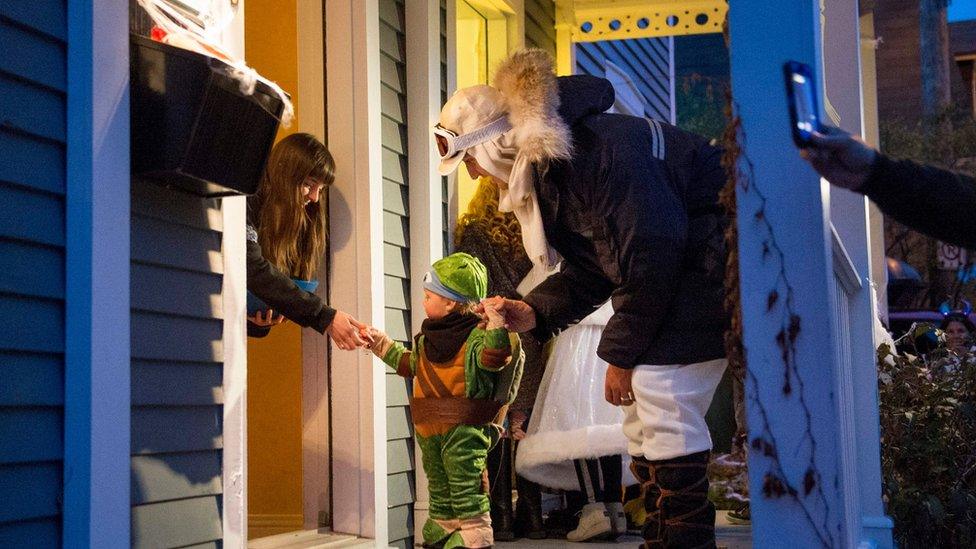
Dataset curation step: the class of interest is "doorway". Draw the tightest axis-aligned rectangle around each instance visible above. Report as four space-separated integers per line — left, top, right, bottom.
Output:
244 0 332 540
454 0 515 215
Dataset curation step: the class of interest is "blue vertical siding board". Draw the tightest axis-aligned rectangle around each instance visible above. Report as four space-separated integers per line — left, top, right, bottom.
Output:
0 240 65 299
381 0 414 543
129 183 224 546
577 38 673 122
131 360 223 407
0 20 66 91
0 462 62 522
0 2 65 544
0 132 66 195
0 519 60 548
0 408 63 464
0 3 67 41
0 296 63 353
0 75 66 143
0 185 66 245
130 311 223 363
0 352 63 406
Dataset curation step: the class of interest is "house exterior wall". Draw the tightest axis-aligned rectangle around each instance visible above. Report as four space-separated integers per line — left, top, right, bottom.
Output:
380 0 418 546
525 0 556 57
0 3 68 545
129 183 226 548
576 37 673 121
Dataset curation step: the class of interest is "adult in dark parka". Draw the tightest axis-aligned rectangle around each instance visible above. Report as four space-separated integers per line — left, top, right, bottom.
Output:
435 50 730 549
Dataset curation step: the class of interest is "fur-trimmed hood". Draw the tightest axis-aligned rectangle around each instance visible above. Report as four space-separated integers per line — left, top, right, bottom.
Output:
492 49 616 164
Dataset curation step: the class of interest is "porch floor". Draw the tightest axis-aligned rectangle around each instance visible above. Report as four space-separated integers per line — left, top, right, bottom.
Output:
247 529 374 549
504 511 752 549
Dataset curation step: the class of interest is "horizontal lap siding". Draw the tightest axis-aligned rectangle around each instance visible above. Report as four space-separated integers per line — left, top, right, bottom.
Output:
576 37 673 122
380 0 415 544
441 0 450 256
524 0 556 57
130 182 224 548
0 5 67 547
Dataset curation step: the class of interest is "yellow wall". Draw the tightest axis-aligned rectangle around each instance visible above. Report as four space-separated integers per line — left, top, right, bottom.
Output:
244 0 306 538
455 0 511 216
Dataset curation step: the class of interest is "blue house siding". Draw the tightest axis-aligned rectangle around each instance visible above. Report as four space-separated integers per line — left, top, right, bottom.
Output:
576 38 673 121
129 183 224 548
0 4 67 547
380 0 416 545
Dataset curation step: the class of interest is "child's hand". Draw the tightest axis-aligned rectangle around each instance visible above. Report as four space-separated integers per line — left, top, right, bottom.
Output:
364 326 394 359
483 301 505 330
509 410 528 440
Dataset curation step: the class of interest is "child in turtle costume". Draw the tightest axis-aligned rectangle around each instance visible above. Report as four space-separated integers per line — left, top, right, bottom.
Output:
368 253 523 548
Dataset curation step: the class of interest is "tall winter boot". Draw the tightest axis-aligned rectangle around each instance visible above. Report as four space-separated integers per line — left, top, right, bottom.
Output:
630 455 663 549
514 474 546 539
487 437 515 541
654 450 716 549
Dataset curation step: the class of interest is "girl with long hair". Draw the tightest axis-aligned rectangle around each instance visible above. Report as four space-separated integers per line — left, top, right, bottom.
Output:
246 132 368 349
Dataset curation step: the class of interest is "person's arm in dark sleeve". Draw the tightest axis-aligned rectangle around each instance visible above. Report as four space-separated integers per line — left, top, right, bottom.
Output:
522 259 615 341
859 154 976 249
246 232 336 334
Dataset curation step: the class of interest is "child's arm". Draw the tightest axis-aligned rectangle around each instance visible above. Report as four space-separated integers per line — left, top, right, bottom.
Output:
368 328 413 377
477 302 512 372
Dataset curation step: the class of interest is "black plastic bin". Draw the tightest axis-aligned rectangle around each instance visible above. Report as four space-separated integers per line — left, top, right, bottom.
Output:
130 34 285 197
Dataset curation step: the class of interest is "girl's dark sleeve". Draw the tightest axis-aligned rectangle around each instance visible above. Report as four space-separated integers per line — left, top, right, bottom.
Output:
246 230 336 334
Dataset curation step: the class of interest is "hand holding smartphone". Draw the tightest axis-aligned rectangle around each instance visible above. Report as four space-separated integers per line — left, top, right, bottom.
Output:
784 60 824 148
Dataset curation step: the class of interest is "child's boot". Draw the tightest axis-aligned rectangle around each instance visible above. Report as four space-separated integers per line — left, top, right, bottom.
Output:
566 502 612 542
444 513 493 548
422 518 460 548
487 438 515 541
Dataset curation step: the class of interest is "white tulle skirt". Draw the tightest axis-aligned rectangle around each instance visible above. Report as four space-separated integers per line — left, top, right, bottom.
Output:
515 302 631 490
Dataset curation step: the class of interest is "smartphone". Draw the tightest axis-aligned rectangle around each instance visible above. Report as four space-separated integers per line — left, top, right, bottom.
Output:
783 61 823 148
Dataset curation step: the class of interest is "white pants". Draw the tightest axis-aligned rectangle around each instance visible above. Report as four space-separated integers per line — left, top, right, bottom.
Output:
622 359 728 461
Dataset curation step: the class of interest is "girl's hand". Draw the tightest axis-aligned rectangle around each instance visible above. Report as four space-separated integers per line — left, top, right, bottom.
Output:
327 310 373 350
249 309 285 327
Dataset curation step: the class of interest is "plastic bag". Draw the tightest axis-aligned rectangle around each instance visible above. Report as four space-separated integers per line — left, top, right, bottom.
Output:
137 0 294 126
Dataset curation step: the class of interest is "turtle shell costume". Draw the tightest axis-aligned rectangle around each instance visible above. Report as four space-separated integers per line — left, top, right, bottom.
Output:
371 253 523 548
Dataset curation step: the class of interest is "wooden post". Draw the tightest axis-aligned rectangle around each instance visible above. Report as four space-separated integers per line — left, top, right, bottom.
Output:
728 1 889 546
63 0 131 545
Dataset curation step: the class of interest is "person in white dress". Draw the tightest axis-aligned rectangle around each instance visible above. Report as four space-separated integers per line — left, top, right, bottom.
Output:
515 301 629 541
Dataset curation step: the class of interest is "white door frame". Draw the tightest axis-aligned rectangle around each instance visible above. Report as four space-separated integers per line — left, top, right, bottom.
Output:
221 5 248 547
325 0 389 541
297 0 332 531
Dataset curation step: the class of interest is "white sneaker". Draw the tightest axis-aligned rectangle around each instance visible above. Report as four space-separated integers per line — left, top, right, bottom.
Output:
606 502 627 537
566 503 612 542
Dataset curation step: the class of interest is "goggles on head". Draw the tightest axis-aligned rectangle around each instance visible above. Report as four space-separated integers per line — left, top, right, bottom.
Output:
433 115 513 161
